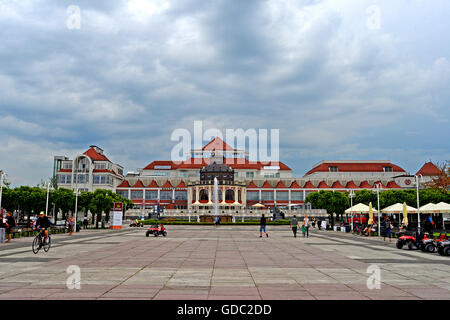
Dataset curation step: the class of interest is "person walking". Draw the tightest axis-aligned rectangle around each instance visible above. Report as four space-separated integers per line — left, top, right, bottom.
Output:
83 216 88 229
291 215 299 238
67 215 75 236
0 212 6 243
383 216 392 242
259 214 268 238
303 215 310 238
317 219 321 231
5 212 16 243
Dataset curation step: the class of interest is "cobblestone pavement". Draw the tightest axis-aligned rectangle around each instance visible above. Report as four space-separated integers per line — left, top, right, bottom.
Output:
0 225 449 300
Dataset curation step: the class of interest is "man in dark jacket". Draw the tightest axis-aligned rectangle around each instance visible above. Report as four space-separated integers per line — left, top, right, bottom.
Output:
35 211 51 242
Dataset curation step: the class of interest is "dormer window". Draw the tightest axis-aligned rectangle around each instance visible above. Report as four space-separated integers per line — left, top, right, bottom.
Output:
383 166 393 172
329 166 338 172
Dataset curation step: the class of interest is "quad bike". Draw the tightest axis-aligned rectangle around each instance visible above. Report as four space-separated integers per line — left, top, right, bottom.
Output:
396 228 425 250
146 224 167 237
421 233 448 253
420 235 436 253
437 239 450 256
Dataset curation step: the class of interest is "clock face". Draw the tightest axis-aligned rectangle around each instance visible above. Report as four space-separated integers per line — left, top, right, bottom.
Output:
405 179 411 185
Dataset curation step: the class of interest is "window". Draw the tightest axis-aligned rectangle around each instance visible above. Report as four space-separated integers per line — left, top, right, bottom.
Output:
246 172 254 178
276 191 289 201
153 171 169 176
291 192 303 201
261 191 274 201
131 190 143 200
175 191 187 200
96 163 107 170
116 190 128 199
179 171 189 178
160 191 172 200
93 175 100 184
145 190 158 200
63 163 72 170
329 166 338 172
247 192 259 201
264 172 280 178
384 166 393 172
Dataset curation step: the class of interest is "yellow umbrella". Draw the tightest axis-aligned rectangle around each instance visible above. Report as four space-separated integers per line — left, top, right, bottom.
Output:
368 202 374 224
252 203 265 208
402 202 408 226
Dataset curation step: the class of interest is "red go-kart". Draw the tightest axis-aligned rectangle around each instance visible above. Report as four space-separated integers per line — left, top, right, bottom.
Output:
146 224 167 237
396 229 426 250
421 234 448 253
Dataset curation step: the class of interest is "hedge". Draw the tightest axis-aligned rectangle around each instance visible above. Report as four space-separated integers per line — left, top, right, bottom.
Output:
139 219 291 226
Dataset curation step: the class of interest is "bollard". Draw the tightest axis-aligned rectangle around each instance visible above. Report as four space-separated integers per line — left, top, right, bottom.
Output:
0 228 5 243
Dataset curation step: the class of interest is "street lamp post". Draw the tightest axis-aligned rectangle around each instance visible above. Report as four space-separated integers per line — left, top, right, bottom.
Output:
0 171 5 214
415 174 422 229
374 183 382 238
45 181 51 216
349 190 355 232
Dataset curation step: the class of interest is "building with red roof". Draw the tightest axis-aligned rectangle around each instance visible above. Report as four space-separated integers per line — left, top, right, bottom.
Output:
55 139 440 216
53 145 124 193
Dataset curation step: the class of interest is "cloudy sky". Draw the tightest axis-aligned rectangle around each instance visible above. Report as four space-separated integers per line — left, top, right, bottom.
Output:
0 0 449 186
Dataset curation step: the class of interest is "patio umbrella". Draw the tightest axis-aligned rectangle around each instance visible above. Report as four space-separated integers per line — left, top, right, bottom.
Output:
345 203 378 213
434 202 450 213
402 202 408 226
418 203 437 213
252 203 265 208
368 202 374 224
382 203 417 213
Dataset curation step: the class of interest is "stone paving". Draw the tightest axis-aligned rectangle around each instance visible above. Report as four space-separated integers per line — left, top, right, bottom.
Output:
0 225 449 300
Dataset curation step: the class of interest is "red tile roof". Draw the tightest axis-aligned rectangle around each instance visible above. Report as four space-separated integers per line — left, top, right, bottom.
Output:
317 181 330 188
261 181 273 188
117 180 130 188
276 181 288 188
161 181 173 189
131 180 145 188
359 181 373 189
176 181 187 189
305 162 405 175
143 158 291 171
331 181 345 189
146 180 159 188
202 137 235 151
303 181 316 188
416 162 440 176
345 181 359 189
247 181 258 188
374 181 387 188
83 147 110 162
290 181 301 189
386 181 401 189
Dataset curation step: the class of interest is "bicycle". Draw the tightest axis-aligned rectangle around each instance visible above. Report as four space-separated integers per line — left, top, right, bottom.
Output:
32 229 51 254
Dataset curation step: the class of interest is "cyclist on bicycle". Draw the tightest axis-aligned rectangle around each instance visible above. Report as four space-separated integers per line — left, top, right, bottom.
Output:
35 211 51 242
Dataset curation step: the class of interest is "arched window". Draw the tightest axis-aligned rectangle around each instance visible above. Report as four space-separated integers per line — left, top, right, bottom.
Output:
225 189 235 201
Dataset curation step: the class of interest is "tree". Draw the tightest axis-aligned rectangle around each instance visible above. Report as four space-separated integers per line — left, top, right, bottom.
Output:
89 189 114 228
53 188 75 222
425 161 450 191
78 191 93 219
306 191 349 227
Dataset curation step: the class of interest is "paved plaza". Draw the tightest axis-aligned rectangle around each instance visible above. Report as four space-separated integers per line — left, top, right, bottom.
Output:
0 225 449 300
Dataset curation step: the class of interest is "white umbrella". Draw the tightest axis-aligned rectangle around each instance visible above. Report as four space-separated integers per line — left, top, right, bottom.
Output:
434 202 450 213
382 203 417 213
418 203 437 213
345 203 378 214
